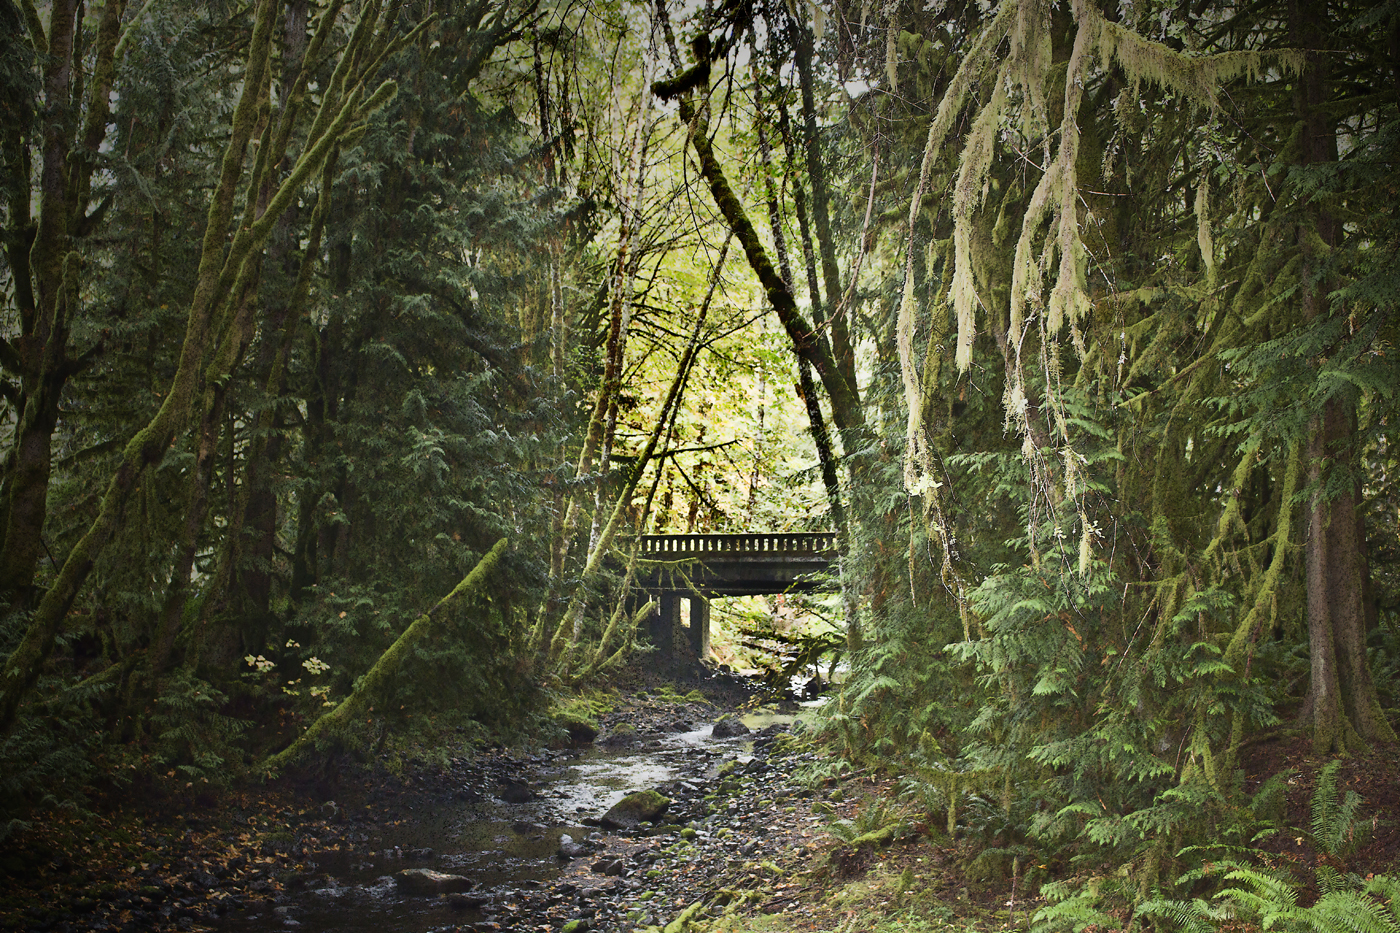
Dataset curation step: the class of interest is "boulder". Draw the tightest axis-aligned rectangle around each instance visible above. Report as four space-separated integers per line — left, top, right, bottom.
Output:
498 780 537 803
558 714 599 744
600 723 638 747
395 868 475 895
599 790 670 829
711 714 751 738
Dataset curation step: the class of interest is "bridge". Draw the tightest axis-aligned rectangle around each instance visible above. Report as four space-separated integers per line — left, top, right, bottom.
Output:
632 532 838 662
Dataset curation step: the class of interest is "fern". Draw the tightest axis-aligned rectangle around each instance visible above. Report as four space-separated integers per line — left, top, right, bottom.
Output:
1136 896 1228 933
1305 890 1400 933
1031 881 1122 933
1142 763 1399 933
1311 760 1366 859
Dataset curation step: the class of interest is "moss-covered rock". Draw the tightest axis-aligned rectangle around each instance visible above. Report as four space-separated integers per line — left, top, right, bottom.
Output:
558 714 599 744
600 790 671 829
600 723 638 747
711 714 750 738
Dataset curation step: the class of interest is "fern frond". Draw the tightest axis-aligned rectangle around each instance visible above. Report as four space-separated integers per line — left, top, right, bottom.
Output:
1311 760 1367 858
1137 896 1227 933
1306 890 1400 933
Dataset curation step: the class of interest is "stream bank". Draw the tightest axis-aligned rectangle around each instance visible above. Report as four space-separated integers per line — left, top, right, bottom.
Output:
0 673 847 933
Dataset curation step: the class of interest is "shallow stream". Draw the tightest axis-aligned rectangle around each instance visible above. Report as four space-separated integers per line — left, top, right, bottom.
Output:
219 709 796 932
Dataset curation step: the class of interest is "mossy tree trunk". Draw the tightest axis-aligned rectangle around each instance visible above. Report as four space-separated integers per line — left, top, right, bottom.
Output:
1290 0 1396 754
0 0 123 605
261 538 509 773
0 0 409 738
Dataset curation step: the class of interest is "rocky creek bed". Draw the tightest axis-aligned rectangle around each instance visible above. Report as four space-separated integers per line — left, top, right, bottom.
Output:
0 685 856 933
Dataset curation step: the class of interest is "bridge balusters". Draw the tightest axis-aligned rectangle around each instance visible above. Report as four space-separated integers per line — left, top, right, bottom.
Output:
638 532 837 555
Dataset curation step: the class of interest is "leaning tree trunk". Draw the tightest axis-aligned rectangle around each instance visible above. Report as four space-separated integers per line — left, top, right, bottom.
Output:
261 538 509 774
653 7 868 650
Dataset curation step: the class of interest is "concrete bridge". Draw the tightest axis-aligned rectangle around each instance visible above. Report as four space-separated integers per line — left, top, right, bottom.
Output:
633 532 838 661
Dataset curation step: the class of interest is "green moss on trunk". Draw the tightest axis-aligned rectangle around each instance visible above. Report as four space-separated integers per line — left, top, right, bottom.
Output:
260 538 508 774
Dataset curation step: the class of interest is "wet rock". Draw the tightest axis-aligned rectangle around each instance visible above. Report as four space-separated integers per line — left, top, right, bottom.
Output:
395 868 476 895
447 891 491 909
600 724 638 747
590 858 625 876
557 834 588 860
711 715 750 738
600 790 671 829
498 780 538 803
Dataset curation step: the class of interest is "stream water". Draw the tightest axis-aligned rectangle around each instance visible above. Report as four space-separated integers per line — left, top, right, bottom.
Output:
219 709 797 933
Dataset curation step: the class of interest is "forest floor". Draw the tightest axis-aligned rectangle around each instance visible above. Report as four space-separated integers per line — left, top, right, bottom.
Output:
2 669 1398 933
674 731 1400 933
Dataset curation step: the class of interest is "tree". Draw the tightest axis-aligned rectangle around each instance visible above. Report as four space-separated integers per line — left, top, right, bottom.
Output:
0 0 569 751
769 0 1398 890
0 0 124 603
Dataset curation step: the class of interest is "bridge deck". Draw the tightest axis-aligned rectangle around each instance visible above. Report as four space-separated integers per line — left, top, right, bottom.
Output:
636 532 837 597
632 533 839 662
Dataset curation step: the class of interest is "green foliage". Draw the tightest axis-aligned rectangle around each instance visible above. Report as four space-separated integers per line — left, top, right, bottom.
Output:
0 0 592 795
1139 763 1397 933
0 613 100 819
1032 880 1126 933
148 672 244 783
825 797 910 846
1310 761 1367 860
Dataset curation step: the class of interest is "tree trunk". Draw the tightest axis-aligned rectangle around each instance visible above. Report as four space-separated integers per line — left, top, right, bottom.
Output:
0 0 123 603
1292 0 1396 753
1302 398 1396 753
261 538 509 774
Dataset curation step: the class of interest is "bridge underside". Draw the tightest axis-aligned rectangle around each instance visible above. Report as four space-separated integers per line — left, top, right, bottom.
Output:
631 534 837 663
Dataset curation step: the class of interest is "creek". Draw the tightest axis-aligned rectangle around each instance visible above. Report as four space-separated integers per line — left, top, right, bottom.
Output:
218 708 797 933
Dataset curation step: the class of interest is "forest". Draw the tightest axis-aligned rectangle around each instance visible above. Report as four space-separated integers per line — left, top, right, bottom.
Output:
1 0 1398 931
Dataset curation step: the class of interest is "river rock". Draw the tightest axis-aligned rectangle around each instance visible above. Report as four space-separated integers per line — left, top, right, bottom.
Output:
599 790 670 829
446 891 490 909
395 868 475 895
498 779 538 803
556 712 600 744
557 834 588 859
591 858 625 876
711 714 750 738
600 723 638 747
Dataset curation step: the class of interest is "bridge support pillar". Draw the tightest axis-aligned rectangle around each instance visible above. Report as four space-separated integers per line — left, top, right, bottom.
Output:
647 592 678 658
687 597 710 659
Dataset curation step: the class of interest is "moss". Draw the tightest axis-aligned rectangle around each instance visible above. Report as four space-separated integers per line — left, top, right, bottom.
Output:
662 901 705 933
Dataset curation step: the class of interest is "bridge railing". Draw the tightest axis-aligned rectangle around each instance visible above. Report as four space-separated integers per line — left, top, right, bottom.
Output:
639 532 837 558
